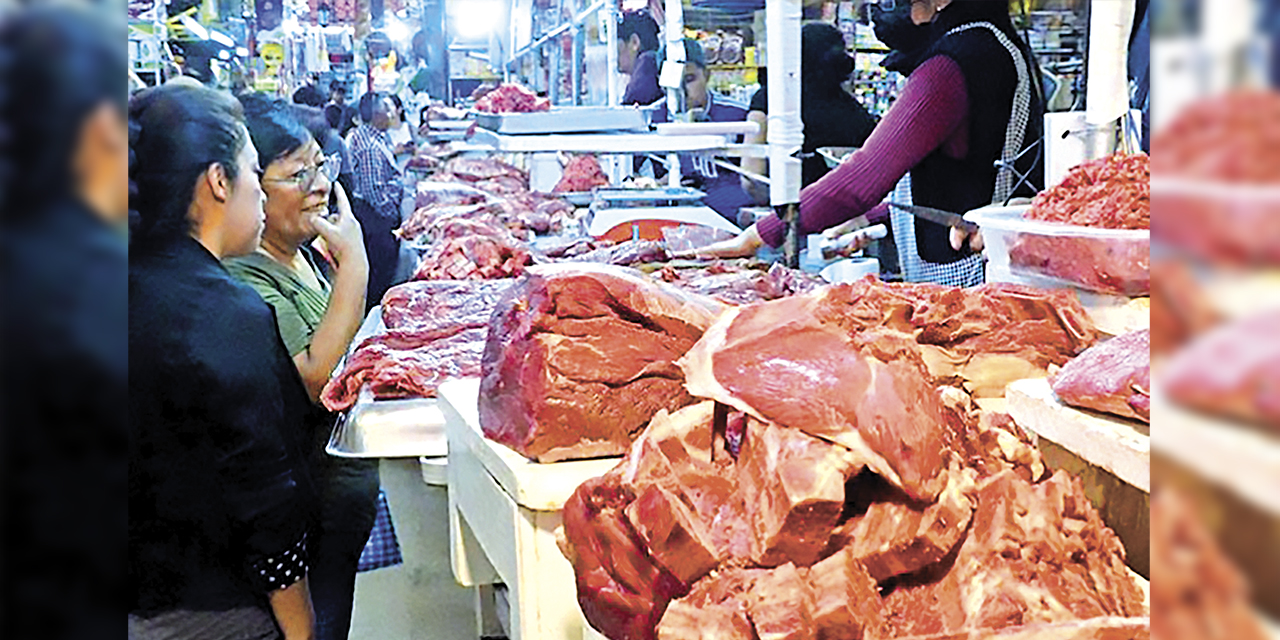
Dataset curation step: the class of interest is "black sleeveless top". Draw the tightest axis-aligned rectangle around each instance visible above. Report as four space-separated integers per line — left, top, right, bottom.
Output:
910 20 1044 264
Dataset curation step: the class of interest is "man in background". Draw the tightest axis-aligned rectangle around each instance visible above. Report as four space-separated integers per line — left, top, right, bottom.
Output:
346 91 404 306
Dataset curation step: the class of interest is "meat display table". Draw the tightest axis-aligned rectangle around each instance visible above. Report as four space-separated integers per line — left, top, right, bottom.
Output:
437 378 617 640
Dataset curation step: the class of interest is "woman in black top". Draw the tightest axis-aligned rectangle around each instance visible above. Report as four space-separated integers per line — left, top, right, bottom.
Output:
741 23 878 201
128 82 319 640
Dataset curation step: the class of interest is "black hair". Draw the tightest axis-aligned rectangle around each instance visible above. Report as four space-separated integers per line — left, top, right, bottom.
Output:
358 91 384 123
129 83 247 244
292 84 326 107
619 11 660 53
237 92 312 168
0 5 127 216
288 104 333 150
389 94 405 116
801 22 854 92
681 38 707 70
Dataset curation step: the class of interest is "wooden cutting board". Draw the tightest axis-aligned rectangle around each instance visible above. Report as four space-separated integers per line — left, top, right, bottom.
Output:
1006 377 1150 493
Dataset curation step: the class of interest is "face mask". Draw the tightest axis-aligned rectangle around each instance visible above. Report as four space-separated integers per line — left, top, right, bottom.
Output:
871 2 933 55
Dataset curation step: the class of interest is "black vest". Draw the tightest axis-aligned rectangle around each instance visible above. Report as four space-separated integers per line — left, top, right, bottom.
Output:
910 23 1044 264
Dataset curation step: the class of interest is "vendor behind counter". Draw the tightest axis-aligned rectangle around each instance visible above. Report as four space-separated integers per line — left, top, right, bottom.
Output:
649 38 755 223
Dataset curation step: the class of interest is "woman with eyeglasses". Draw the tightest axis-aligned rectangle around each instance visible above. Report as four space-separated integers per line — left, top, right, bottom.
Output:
129 83 318 640
224 94 376 640
686 0 1044 286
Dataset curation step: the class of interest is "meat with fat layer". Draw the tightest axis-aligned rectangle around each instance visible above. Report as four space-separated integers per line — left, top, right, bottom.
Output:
379 280 513 332
479 264 727 462
320 325 487 412
412 234 532 281
1051 329 1151 422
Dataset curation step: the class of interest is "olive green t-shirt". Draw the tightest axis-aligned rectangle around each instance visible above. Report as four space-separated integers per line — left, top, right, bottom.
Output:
224 251 331 357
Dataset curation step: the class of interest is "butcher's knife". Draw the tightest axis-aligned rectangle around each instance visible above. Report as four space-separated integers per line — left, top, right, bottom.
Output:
890 203 980 234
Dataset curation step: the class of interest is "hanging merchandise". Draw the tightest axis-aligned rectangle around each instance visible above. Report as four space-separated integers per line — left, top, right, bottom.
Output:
371 48 400 93
255 40 285 92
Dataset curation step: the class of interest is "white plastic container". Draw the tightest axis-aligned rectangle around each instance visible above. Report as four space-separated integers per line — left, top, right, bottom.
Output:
820 257 879 284
965 205 1149 297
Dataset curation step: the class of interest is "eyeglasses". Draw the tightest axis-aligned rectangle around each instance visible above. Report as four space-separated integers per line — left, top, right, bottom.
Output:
262 153 340 190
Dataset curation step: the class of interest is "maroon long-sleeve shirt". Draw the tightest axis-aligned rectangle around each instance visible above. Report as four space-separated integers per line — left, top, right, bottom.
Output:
758 55 970 247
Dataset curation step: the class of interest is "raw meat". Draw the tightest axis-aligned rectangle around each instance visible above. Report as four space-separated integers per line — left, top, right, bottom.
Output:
441 156 528 186
478 264 726 461
1051 329 1151 422
805 546 884 640
746 562 816 640
556 239 669 266
473 82 551 113
1149 489 1271 640
1149 259 1222 355
736 418 863 567
1007 235 1150 297
1163 309 1280 430
658 262 827 305
679 279 1096 500
1026 154 1149 230
554 154 610 193
379 280 513 332
396 202 508 243
1151 90 1280 183
880 471 1147 638
411 234 532 281
413 180 492 209
320 325 487 412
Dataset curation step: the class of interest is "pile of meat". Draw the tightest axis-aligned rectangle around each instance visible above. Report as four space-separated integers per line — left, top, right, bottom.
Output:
405 142 459 171
554 154 611 193
411 234 533 281
1025 153 1150 229
1051 329 1151 423
1150 488 1272 640
656 261 827 306
478 264 727 462
407 159 579 239
561 278 1145 640
473 82 551 113
1163 309 1280 431
1151 90 1280 265
320 280 512 412
1009 153 1150 297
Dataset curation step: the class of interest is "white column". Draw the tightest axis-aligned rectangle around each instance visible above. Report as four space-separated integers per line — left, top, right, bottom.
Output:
766 0 803 206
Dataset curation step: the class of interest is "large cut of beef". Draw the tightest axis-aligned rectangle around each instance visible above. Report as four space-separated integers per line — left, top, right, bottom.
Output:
1051 329 1150 423
397 202 507 243
554 154 610 193
478 264 726 462
1150 488 1271 640
679 279 1096 497
554 239 669 267
321 280 513 411
414 180 494 209
473 82 551 113
1163 309 1280 431
412 234 532 281
440 156 529 186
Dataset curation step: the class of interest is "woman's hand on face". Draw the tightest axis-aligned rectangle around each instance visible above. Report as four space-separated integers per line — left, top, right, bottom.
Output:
310 182 367 272
671 224 765 260
949 226 984 253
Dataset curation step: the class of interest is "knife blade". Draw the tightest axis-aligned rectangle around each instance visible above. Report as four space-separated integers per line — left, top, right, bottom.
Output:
890 203 980 234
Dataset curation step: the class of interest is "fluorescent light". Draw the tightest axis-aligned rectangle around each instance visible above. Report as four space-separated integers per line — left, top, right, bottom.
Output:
178 14 208 40
386 18 412 43
218 49 230 60
236 47 249 57
449 0 500 40
210 30 236 48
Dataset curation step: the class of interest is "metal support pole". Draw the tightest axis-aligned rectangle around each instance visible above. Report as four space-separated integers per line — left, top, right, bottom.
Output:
571 26 583 105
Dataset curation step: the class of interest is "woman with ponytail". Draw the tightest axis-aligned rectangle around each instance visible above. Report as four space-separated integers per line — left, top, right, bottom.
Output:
128 82 318 640
692 0 1044 285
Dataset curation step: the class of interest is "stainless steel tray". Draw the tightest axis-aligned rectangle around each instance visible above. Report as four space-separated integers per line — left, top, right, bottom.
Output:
594 187 706 203
326 391 447 459
474 106 650 135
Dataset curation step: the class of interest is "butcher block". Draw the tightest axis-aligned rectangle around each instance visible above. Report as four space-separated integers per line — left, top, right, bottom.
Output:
439 377 617 640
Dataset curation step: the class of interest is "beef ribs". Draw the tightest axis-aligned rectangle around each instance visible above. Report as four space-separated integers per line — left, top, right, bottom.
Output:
1051 329 1151 422
479 264 726 461
1163 309 1280 430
